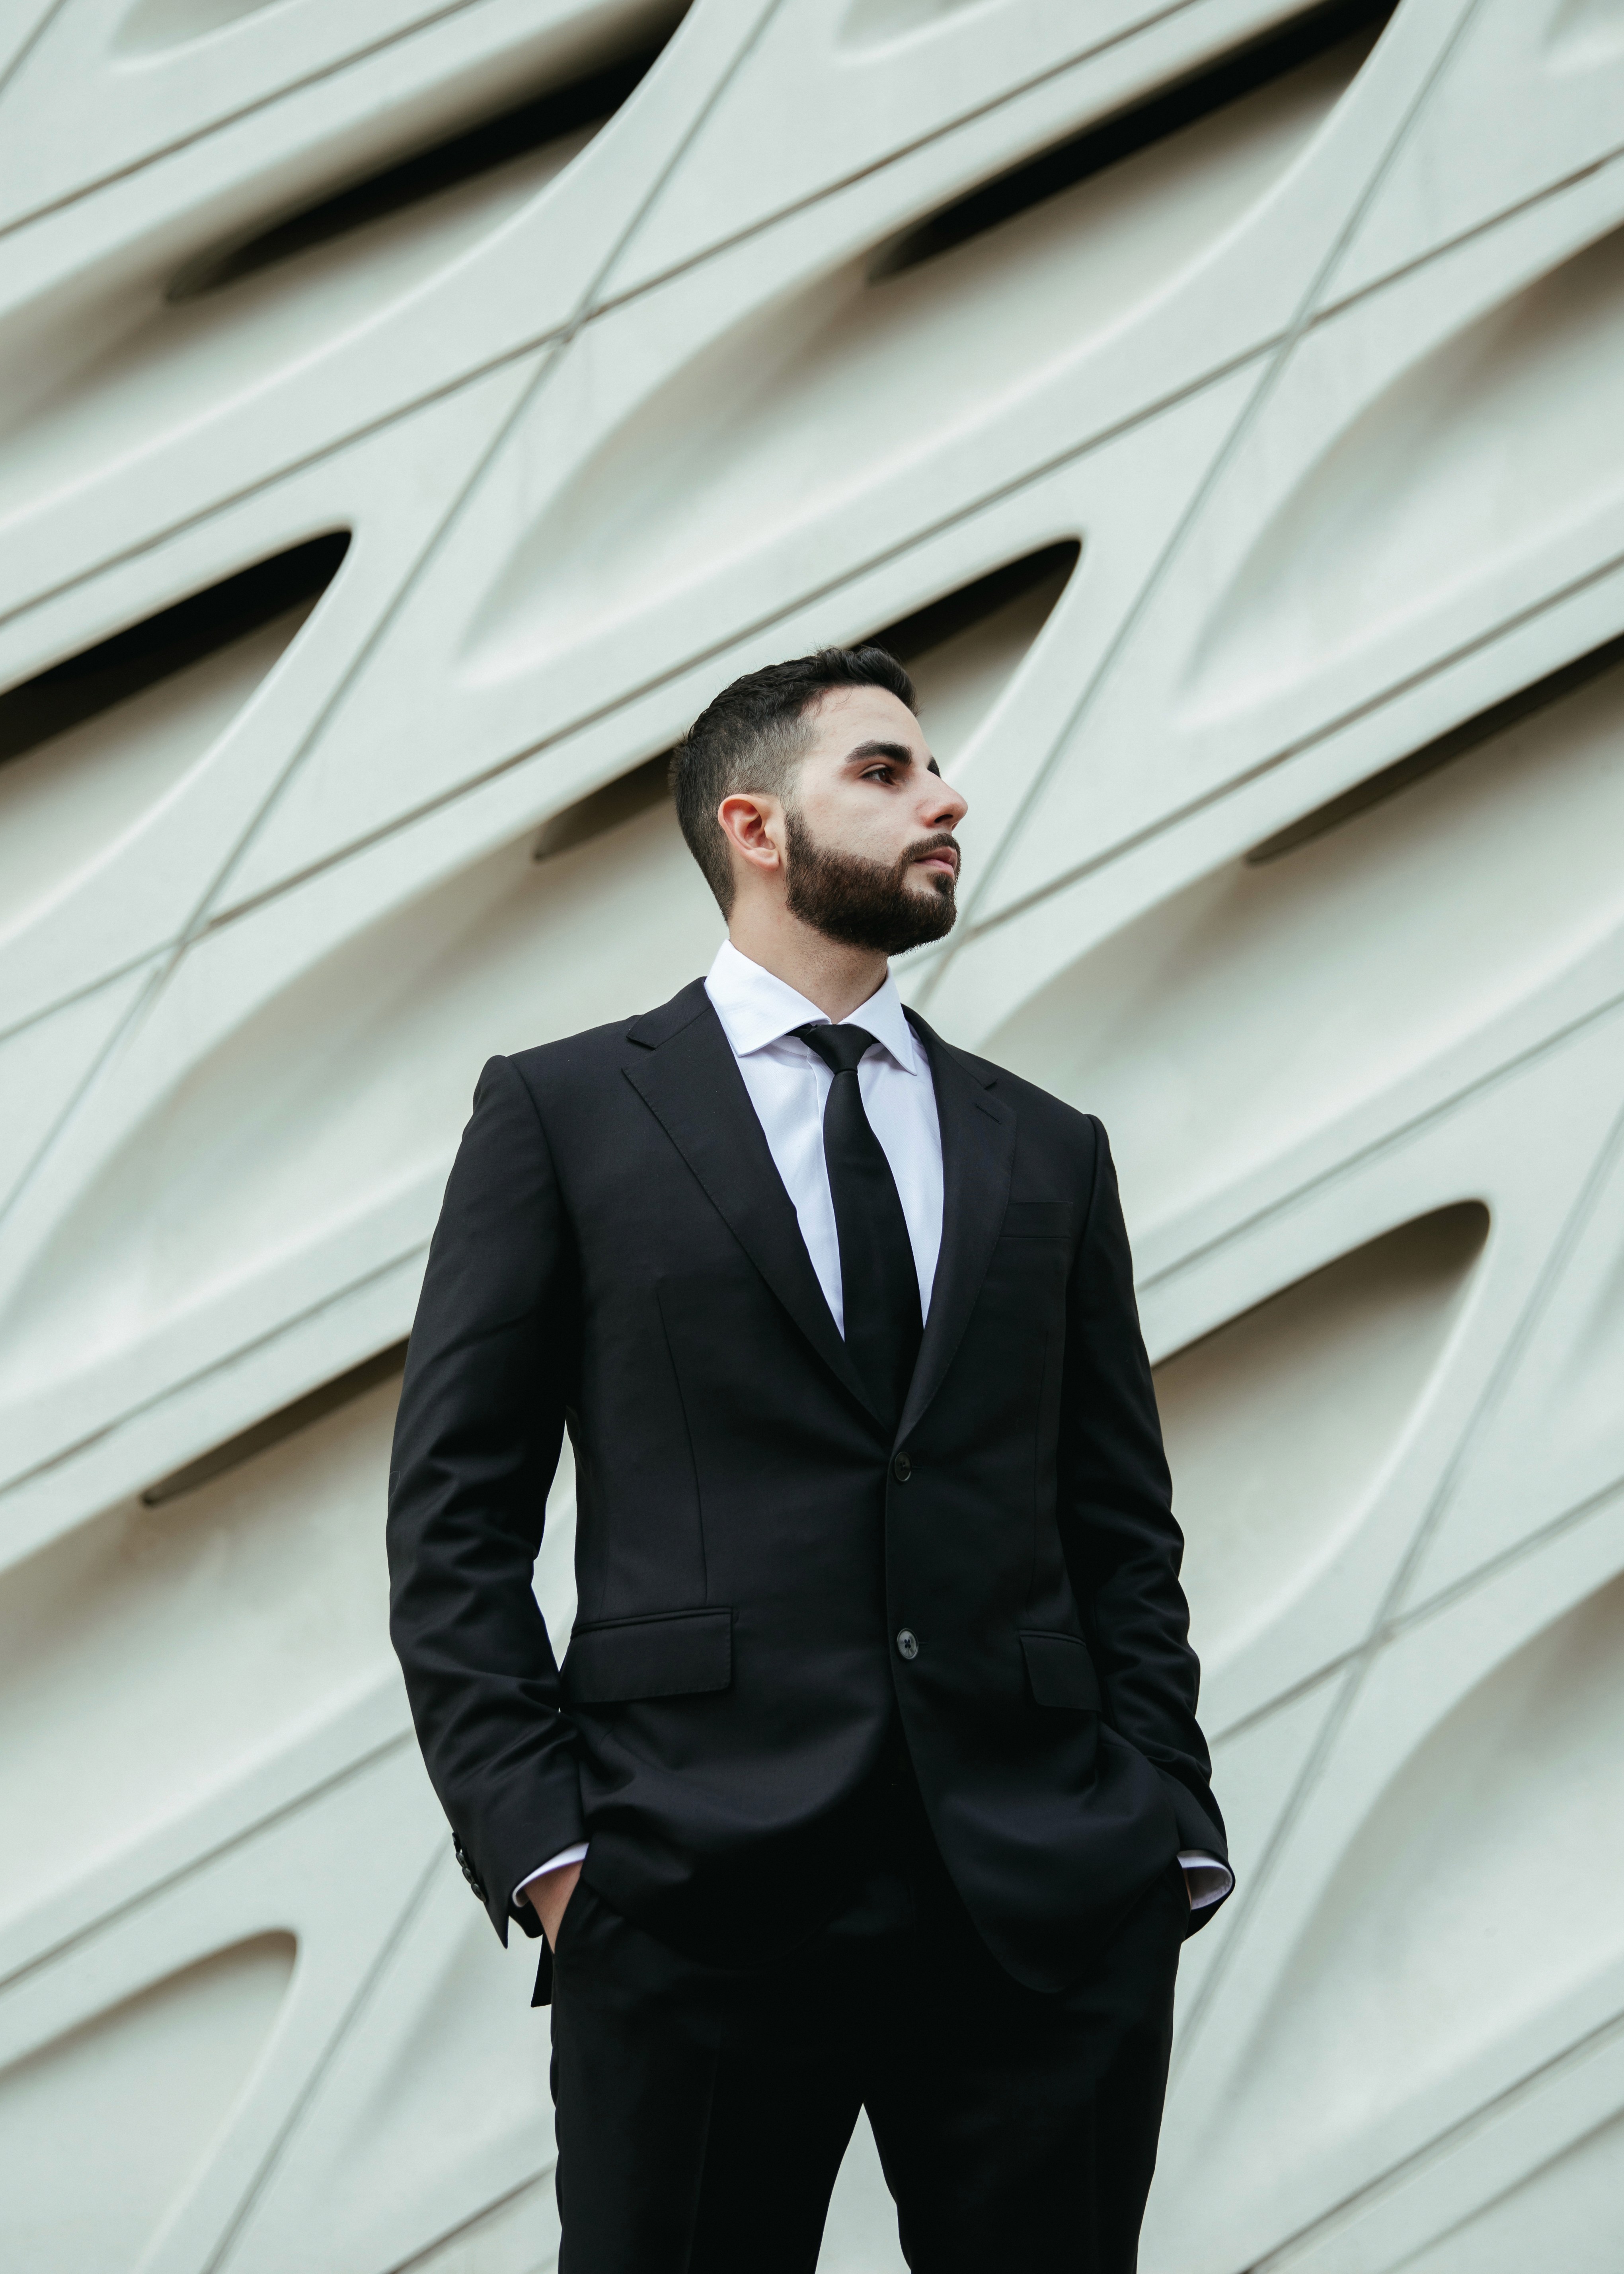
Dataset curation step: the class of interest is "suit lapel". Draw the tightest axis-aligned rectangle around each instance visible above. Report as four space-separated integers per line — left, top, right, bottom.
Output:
896 1013 1016 1447
624 983 881 1422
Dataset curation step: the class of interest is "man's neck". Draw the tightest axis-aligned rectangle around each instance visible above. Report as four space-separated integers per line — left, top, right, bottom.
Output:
723 919 888 1024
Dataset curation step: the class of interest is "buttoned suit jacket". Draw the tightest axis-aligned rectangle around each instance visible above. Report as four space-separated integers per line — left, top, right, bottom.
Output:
386 979 1226 1995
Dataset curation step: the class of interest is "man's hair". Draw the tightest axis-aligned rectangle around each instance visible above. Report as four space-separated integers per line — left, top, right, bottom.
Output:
670 645 916 914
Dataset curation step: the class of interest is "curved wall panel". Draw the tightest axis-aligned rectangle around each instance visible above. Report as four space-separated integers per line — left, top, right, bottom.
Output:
0 0 680 226
2 4 1622 2272
467 26 1366 685
0 24 684 541
0 1936 295 2274
1395 2104 1624 2274
1156 1204 1486 1664
985 640 1624 1236
1549 0 1624 64
1185 217 1624 722
0 537 345 945
1196 1571 1624 2247
0 1368 400 1923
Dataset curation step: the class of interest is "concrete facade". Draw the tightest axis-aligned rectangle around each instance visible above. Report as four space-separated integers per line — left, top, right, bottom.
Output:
2 4 1622 2266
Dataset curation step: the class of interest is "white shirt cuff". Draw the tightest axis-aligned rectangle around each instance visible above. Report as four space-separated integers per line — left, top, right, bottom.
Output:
513 1843 589 1907
1179 1850 1233 1909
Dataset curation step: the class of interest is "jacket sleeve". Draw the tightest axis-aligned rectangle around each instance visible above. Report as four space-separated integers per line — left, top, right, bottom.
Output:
387 1054 585 1943
1058 1116 1229 1901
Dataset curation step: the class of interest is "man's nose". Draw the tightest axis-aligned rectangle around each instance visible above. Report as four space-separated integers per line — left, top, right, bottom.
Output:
927 778 968 828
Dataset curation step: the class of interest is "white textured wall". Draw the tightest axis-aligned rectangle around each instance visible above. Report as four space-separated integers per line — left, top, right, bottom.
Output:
3 2 1622 2267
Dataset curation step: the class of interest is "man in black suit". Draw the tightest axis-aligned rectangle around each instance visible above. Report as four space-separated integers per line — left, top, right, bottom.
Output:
388 644 1230 2272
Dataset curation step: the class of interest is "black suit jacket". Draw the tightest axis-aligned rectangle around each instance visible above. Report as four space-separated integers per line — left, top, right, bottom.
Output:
387 980 1226 1993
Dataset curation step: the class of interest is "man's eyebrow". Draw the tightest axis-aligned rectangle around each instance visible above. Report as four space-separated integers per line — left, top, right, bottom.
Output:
845 739 939 773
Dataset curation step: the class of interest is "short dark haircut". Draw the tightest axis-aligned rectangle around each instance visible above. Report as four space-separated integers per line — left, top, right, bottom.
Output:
670 645 916 913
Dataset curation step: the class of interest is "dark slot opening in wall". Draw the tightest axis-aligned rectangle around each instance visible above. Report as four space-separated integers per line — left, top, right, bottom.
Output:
1245 627 1624 865
141 1342 407 1506
0 533 349 769
170 16 688 303
530 542 1080 864
533 750 673 862
876 542 1080 664
873 0 1396 281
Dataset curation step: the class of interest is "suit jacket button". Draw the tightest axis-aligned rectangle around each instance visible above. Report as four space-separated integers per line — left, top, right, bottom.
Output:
896 1628 920 1661
891 1451 912 1483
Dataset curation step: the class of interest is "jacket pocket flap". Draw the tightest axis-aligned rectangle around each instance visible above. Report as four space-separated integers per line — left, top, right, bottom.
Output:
1020 1630 1102 1711
564 1608 733 1705
1000 1202 1074 1240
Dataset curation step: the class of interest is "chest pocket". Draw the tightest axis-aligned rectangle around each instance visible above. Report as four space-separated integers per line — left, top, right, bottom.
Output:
975 1200 1074 1336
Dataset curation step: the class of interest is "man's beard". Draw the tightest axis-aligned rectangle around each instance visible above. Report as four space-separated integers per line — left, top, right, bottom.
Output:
783 810 959 955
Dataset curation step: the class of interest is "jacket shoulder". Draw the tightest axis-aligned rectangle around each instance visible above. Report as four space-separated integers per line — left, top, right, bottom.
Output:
929 1029 1103 1150
503 1020 639 1086
497 978 712 1099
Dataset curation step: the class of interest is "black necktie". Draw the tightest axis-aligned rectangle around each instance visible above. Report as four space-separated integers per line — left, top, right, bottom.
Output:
794 1023 923 1425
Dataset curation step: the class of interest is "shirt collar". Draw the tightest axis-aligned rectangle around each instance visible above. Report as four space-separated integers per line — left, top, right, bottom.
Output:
706 939 920 1072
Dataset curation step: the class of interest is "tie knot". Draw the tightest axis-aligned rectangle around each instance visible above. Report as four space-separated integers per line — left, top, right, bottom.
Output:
795 1022 880 1077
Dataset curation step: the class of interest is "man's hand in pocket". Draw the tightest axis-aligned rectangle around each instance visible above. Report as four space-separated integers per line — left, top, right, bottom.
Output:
527 1860 582 1950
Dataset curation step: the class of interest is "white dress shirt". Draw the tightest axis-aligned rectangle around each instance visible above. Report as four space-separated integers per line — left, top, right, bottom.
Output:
517 942 1230 1914
706 938 943 1331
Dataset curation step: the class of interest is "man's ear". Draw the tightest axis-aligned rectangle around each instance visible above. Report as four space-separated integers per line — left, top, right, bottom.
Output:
717 792 784 878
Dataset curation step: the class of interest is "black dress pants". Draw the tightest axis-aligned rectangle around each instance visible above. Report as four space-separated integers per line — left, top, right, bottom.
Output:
548 1774 1187 2273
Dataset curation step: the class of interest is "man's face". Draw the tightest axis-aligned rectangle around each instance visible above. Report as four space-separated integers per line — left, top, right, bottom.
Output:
780 686 969 954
